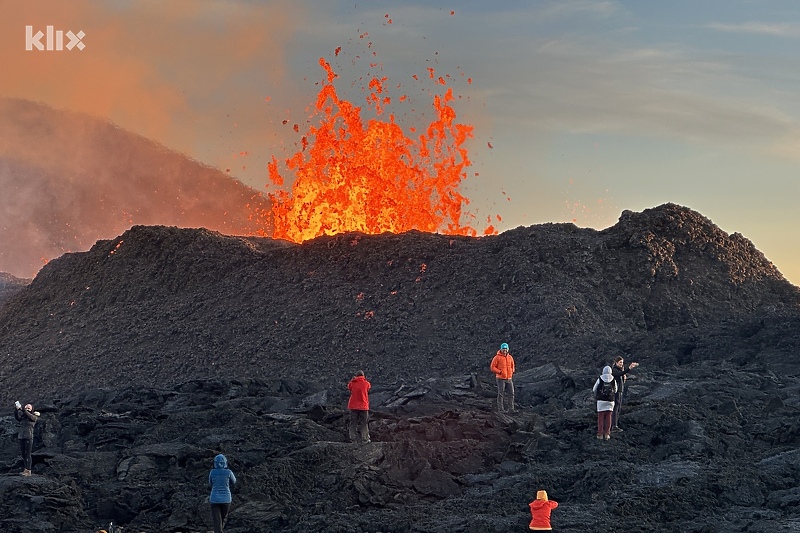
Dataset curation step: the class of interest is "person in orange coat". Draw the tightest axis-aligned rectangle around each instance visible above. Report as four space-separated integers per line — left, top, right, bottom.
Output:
490 342 516 412
347 370 371 444
529 490 558 530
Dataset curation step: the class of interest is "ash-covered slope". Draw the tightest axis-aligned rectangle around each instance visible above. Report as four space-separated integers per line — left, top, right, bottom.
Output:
0 203 798 406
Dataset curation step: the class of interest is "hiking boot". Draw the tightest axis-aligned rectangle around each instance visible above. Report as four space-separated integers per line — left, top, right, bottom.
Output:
604 434 611 440
614 426 624 432
21 469 31 477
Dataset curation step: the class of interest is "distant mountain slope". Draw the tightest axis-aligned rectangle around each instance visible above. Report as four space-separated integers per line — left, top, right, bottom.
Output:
0 97 271 279
0 203 798 405
0 272 30 307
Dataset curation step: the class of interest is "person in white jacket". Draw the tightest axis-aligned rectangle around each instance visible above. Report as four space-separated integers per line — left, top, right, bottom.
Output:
592 366 618 440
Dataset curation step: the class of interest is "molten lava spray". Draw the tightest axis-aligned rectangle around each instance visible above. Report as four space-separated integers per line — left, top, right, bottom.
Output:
267 55 492 242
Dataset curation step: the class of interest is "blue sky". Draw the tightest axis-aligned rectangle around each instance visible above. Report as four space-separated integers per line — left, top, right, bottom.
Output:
289 0 799 283
3 0 800 283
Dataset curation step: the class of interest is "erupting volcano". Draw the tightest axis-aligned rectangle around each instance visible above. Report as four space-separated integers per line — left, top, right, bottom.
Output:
0 38 495 279
266 50 495 243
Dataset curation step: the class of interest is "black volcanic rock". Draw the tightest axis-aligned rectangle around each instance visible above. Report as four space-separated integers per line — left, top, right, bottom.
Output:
0 203 797 404
1 203 800 532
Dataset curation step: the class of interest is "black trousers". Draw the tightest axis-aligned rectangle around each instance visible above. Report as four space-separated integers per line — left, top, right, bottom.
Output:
612 388 624 427
348 409 370 443
19 438 32 470
210 502 230 533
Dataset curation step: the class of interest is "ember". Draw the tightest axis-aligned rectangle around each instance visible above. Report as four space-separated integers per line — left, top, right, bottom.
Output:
266 51 495 243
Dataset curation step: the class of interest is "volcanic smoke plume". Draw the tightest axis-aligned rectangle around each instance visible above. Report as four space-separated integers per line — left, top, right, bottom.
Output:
0 97 271 279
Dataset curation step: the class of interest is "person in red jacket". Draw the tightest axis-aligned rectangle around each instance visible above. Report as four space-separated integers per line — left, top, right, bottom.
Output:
529 490 558 530
490 342 516 412
347 370 371 444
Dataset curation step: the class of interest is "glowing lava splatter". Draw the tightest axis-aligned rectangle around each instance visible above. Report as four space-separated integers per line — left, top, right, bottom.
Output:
266 53 493 242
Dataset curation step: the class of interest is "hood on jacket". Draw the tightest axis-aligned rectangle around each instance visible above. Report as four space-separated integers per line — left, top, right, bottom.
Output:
600 365 614 382
530 498 550 509
214 454 228 469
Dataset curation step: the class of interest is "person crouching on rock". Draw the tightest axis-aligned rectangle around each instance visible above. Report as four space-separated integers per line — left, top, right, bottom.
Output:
593 366 618 440
15 402 39 476
529 489 558 530
208 453 236 533
347 370 371 444
490 342 516 412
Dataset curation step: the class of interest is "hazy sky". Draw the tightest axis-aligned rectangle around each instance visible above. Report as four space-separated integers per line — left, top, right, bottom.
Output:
2 0 800 284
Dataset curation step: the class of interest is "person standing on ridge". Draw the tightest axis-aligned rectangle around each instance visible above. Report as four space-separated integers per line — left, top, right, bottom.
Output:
611 355 639 431
490 342 516 412
529 489 559 530
593 365 618 440
347 370 371 444
15 402 39 476
208 453 236 533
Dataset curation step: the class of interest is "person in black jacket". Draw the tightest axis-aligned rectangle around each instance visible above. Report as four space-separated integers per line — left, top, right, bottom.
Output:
15 403 39 476
611 356 638 431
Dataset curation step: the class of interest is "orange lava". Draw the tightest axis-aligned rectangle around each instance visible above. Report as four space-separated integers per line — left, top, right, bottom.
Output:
266 55 490 243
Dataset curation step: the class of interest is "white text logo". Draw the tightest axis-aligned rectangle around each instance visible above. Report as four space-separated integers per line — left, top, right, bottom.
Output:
26 26 85 51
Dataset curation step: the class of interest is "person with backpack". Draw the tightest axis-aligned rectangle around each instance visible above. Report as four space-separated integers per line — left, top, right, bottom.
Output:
208 453 236 533
490 342 516 412
347 370 372 444
611 355 639 431
528 489 559 530
593 366 618 440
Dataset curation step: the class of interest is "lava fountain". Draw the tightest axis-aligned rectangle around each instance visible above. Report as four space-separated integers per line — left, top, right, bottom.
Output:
266 51 495 243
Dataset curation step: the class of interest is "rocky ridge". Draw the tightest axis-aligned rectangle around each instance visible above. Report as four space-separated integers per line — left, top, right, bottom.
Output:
0 203 797 403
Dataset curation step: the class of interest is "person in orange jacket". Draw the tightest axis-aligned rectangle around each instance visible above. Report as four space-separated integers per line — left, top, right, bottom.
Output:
490 342 516 412
347 370 371 444
529 490 558 530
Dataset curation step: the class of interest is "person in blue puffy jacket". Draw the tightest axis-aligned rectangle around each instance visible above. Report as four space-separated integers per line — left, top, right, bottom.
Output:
208 453 236 533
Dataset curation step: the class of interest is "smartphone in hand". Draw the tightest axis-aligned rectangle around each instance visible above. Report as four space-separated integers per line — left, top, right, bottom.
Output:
14 401 21 409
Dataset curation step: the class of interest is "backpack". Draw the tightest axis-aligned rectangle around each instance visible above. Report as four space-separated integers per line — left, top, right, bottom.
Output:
595 378 616 401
